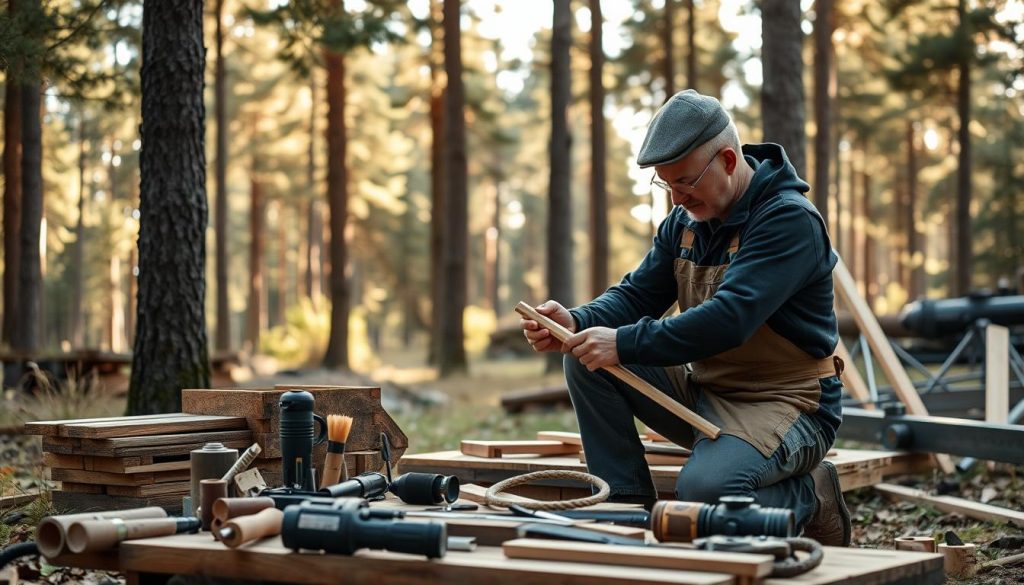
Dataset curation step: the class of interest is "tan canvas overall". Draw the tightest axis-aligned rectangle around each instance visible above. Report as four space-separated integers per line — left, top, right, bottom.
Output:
675 228 843 456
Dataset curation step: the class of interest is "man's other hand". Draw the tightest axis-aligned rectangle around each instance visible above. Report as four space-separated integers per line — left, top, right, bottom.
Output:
521 300 575 353
564 327 619 370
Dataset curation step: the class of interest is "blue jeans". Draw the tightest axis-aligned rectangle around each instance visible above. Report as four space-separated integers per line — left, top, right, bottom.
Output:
564 354 831 528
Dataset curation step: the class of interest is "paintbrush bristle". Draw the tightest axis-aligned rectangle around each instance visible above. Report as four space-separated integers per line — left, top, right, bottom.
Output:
328 414 353 443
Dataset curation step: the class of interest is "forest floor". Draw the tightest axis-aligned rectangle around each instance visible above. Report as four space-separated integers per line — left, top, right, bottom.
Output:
1 345 1023 583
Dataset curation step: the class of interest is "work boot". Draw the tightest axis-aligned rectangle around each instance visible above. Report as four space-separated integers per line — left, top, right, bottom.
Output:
802 460 852 547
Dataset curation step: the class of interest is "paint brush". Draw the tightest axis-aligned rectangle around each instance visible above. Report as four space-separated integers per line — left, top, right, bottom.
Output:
320 414 353 488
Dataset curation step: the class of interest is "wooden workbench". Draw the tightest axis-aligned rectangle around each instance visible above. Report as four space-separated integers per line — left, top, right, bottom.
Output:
397 448 933 500
49 532 943 585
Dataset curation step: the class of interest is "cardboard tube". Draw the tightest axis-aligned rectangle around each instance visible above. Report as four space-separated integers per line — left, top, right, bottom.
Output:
36 507 167 558
895 536 936 553
212 497 276 524
66 517 193 554
218 507 284 548
200 479 229 531
939 543 978 577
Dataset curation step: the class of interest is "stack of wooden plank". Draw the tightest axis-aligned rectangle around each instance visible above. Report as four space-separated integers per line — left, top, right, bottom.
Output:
29 385 408 512
26 413 252 512
181 384 407 488
405 430 934 501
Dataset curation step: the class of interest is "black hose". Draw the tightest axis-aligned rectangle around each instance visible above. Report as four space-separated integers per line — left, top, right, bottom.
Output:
0 541 39 571
771 537 824 578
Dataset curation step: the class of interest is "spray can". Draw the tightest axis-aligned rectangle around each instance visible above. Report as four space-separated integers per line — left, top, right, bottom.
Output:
190 442 238 508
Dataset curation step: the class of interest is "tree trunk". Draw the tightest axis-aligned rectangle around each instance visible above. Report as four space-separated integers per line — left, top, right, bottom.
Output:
662 0 675 99
305 75 319 309
905 121 923 300
812 0 833 224
3 63 22 347
14 72 43 352
954 0 972 296
428 0 445 365
72 119 86 347
213 0 231 351
437 0 468 376
246 169 265 350
128 0 210 415
276 200 287 326
546 0 573 372
109 255 124 352
589 0 608 299
863 171 875 309
760 0 806 177
685 0 696 90
322 27 351 369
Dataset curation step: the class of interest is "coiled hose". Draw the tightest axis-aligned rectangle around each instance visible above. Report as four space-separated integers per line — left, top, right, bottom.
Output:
0 541 39 571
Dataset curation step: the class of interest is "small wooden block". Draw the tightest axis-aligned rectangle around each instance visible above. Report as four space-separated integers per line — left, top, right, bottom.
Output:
234 467 268 496
939 543 978 578
42 452 84 470
107 481 190 497
535 431 583 446
644 429 670 442
57 482 105 494
896 536 936 553
460 440 581 458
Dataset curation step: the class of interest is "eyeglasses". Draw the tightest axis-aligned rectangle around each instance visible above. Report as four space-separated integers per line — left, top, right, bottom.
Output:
651 151 720 195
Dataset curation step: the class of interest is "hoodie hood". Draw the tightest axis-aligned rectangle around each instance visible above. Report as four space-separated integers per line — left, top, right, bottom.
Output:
720 143 810 228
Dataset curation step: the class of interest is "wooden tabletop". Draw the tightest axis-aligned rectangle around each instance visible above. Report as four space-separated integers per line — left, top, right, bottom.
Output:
48 532 943 585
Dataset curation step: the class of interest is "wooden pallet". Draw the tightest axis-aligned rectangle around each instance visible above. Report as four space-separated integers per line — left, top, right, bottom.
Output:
398 448 934 498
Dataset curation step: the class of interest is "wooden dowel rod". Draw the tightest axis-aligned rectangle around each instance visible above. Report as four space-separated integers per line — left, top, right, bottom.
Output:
516 302 720 439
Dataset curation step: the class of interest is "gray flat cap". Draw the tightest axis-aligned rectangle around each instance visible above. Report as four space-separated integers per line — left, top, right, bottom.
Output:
637 90 730 168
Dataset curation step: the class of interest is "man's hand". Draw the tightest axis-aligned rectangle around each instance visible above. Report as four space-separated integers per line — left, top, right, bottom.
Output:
564 327 619 371
521 300 575 353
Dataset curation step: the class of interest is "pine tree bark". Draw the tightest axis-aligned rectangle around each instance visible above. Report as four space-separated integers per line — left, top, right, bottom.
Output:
954 0 972 296
905 121 922 299
761 0 806 177
14 72 43 352
662 0 675 99
428 0 446 365
437 0 468 376
547 0 573 372
685 0 696 90
322 26 351 369
589 0 608 299
128 0 210 415
72 119 86 347
2 54 22 346
812 0 833 224
213 0 231 351
247 169 265 349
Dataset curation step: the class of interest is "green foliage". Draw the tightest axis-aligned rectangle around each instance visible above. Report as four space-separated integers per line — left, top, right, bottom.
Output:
247 0 405 76
259 297 331 368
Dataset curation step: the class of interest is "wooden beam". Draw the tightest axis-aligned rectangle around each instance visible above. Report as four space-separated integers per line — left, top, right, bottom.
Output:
460 440 580 458
515 302 720 439
835 338 875 410
833 259 955 473
875 483 1024 528
986 324 1009 424
503 538 774 578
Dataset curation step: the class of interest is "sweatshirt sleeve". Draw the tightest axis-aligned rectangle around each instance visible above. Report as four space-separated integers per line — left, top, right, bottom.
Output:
615 201 831 366
569 211 683 332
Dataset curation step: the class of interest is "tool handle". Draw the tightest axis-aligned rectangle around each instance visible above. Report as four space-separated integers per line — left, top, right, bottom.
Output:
221 507 284 548
515 302 720 439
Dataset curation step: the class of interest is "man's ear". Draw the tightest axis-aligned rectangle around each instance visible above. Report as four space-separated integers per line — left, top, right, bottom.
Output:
721 148 739 175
